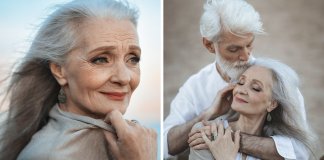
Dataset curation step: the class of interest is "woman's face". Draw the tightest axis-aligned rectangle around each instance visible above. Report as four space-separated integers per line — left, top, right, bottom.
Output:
231 66 274 117
61 19 140 119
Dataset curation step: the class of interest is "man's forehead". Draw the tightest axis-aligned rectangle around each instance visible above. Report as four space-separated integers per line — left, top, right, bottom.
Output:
219 31 254 44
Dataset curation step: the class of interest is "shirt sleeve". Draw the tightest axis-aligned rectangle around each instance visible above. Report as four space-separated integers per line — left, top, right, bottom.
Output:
163 79 200 158
270 135 309 160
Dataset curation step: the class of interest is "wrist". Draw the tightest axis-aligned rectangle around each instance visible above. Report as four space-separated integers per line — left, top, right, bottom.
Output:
207 107 220 120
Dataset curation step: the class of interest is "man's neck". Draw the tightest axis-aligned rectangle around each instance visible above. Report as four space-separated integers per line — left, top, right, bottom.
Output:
215 63 231 83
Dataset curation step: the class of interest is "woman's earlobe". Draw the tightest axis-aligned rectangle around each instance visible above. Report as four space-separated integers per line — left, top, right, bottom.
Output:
49 62 67 86
202 37 216 53
267 100 278 112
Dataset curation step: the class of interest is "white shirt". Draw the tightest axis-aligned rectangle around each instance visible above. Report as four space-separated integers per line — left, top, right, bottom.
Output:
163 62 307 159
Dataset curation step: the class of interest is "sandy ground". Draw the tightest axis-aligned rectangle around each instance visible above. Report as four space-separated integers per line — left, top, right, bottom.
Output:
164 0 324 158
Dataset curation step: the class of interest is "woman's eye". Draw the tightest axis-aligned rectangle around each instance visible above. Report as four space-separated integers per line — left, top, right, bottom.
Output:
128 56 140 65
91 57 109 64
252 87 261 92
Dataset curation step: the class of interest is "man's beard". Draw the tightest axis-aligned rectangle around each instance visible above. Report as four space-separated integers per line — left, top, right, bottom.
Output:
215 53 252 81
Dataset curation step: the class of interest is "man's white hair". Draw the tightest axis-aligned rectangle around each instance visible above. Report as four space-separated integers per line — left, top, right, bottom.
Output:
200 0 264 41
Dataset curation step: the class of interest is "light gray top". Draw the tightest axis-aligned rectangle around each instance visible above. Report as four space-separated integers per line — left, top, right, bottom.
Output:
18 104 115 160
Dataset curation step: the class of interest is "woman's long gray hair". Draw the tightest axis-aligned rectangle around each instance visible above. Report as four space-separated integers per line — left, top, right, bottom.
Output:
226 58 318 159
0 0 139 159
257 58 318 159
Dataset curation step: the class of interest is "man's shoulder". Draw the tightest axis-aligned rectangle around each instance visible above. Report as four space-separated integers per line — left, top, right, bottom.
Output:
183 62 221 87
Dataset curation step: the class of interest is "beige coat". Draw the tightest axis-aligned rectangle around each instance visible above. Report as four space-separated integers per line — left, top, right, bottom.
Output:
18 104 115 160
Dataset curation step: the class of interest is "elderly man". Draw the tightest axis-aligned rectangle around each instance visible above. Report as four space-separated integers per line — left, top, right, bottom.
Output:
164 0 307 159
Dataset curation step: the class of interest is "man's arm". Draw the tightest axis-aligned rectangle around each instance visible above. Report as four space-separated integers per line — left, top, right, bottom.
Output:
167 84 235 156
240 133 283 160
167 111 212 155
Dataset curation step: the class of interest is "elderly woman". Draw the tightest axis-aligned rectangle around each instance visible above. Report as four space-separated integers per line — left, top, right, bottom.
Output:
188 58 317 159
0 0 157 159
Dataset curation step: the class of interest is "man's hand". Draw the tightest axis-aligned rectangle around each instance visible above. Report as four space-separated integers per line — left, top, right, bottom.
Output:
103 110 157 160
188 120 210 150
205 84 235 120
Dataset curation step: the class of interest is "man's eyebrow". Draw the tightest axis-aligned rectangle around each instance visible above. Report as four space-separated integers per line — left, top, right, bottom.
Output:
227 45 242 49
248 36 255 44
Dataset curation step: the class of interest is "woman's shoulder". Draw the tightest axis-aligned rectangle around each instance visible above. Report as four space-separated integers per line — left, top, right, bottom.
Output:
191 116 228 131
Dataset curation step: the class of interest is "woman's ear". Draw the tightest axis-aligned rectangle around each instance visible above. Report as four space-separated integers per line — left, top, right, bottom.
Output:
267 100 278 112
49 62 67 86
202 37 216 53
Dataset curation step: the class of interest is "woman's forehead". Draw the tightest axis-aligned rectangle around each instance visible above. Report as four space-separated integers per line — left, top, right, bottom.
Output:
81 19 138 40
242 66 273 86
79 19 139 50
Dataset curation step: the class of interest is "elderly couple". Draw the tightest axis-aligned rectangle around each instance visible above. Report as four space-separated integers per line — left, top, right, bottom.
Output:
164 0 317 160
0 0 318 159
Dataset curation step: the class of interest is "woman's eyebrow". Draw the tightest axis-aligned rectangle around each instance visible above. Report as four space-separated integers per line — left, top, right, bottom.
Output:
89 46 116 54
251 79 264 87
129 45 141 52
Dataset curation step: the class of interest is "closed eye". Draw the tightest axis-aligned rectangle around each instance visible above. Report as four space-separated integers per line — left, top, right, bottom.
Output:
228 47 239 53
252 88 261 92
237 81 244 85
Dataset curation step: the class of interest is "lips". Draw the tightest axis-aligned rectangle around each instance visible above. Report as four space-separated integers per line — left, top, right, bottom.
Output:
101 92 127 101
235 96 248 103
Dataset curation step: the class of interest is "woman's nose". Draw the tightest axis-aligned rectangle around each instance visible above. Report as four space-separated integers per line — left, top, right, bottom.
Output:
110 63 131 86
236 86 248 95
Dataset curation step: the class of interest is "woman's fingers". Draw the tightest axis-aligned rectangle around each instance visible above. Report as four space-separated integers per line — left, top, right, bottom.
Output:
234 130 241 150
217 121 224 137
105 110 128 138
211 122 217 141
103 131 119 156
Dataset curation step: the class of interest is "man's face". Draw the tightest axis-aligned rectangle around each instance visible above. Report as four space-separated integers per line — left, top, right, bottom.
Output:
217 31 254 65
214 31 255 80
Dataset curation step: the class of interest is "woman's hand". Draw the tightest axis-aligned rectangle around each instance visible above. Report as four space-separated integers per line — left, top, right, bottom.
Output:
201 122 240 160
205 84 235 120
103 110 157 160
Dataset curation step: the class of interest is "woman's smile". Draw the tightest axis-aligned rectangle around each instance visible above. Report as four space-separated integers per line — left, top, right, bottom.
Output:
234 96 248 103
101 92 128 101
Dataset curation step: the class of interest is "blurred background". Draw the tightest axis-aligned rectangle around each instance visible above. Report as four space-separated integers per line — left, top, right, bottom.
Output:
0 0 161 158
164 0 324 158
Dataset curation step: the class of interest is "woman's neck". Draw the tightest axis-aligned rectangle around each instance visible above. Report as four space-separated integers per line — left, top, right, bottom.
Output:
229 114 266 136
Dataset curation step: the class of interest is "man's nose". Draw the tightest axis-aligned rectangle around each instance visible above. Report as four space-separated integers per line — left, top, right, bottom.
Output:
239 47 250 61
110 63 131 86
